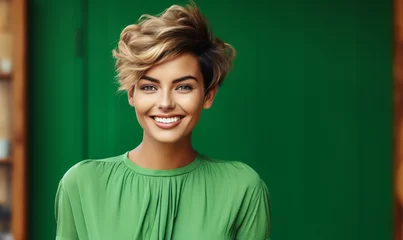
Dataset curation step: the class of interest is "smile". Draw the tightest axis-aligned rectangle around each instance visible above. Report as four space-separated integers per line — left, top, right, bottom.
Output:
154 116 182 123
150 116 184 129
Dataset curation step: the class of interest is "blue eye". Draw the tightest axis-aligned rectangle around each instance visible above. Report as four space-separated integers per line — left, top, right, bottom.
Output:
177 85 193 91
140 85 157 92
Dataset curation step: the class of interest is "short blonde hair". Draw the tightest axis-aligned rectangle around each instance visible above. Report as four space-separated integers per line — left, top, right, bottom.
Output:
112 2 236 93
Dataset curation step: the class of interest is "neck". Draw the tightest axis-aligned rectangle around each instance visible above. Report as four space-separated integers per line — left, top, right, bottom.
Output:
128 131 197 170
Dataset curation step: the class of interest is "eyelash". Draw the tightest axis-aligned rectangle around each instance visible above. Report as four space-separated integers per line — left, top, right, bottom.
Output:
139 85 193 92
140 85 157 92
177 85 193 91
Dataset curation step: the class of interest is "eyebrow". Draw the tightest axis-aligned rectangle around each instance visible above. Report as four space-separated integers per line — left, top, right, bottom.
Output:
140 75 199 84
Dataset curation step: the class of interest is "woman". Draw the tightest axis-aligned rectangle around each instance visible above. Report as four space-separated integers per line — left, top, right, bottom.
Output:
55 2 271 240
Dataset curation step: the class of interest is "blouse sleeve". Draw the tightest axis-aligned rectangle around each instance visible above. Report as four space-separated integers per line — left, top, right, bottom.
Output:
236 179 271 240
55 180 79 240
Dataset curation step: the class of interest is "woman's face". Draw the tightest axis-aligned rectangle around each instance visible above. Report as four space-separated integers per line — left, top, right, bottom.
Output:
129 53 217 144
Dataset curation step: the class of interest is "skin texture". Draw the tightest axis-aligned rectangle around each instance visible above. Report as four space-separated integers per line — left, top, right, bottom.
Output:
127 53 218 170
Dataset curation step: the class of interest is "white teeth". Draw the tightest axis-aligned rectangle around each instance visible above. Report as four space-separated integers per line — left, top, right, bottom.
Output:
154 117 181 124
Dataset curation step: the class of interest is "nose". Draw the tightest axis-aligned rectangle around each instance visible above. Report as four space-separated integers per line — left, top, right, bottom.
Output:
157 91 175 110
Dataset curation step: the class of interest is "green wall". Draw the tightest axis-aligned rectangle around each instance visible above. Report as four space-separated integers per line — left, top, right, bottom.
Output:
28 0 392 239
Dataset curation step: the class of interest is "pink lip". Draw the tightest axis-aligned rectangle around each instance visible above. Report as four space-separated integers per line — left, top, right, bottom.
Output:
151 117 184 129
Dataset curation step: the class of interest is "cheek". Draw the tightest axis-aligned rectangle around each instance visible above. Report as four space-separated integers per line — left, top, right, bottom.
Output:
177 94 204 114
132 94 155 116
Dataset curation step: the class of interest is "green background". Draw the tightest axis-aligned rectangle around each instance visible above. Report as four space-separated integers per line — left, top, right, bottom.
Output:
28 0 392 239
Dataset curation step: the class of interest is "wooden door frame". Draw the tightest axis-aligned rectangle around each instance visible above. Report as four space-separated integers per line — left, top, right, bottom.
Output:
11 0 27 239
395 0 403 239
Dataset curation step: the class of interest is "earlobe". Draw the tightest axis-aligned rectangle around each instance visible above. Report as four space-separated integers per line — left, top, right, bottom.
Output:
128 97 134 107
128 86 135 107
203 101 212 109
203 86 218 109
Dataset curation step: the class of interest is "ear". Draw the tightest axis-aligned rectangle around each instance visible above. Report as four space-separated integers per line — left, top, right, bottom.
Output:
128 86 135 107
203 86 218 109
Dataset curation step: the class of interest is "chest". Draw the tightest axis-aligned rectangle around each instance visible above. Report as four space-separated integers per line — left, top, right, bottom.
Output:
75 178 243 240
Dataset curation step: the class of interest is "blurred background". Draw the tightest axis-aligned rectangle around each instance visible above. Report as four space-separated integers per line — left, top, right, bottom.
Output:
0 0 401 239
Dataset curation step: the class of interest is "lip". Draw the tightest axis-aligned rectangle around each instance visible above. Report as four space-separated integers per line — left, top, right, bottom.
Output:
150 114 184 118
150 116 184 129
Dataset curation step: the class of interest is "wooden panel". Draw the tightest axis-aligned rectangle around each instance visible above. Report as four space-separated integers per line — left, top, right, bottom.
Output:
0 73 11 79
396 0 403 239
0 80 10 139
0 158 10 164
10 0 26 239
0 167 8 205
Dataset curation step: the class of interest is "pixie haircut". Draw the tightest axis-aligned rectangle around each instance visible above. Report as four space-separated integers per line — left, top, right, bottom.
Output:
112 2 236 94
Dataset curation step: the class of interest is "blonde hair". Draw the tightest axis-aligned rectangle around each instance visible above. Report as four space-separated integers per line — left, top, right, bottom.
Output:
112 2 236 93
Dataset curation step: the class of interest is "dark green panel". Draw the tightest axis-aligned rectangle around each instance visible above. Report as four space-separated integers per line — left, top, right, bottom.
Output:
354 2 392 239
303 2 360 239
302 1 392 239
28 0 84 239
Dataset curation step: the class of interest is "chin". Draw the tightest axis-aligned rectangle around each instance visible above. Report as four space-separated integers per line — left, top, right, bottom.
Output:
143 129 185 143
152 135 185 144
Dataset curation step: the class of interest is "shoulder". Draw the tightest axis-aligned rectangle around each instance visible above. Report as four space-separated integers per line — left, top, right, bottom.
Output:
198 154 265 189
59 153 126 191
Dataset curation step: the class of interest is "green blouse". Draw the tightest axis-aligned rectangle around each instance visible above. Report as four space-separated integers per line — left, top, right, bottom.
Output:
55 152 271 240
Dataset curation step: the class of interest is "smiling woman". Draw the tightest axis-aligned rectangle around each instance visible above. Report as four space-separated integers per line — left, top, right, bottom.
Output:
128 53 213 147
54 2 271 240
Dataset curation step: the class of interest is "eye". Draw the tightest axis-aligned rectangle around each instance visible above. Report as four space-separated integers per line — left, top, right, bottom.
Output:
176 85 193 91
140 85 157 92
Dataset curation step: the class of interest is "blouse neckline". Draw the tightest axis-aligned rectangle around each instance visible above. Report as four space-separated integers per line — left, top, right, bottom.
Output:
122 151 202 177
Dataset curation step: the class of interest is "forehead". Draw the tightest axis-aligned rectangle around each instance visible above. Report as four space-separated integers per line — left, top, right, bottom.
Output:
144 53 202 80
